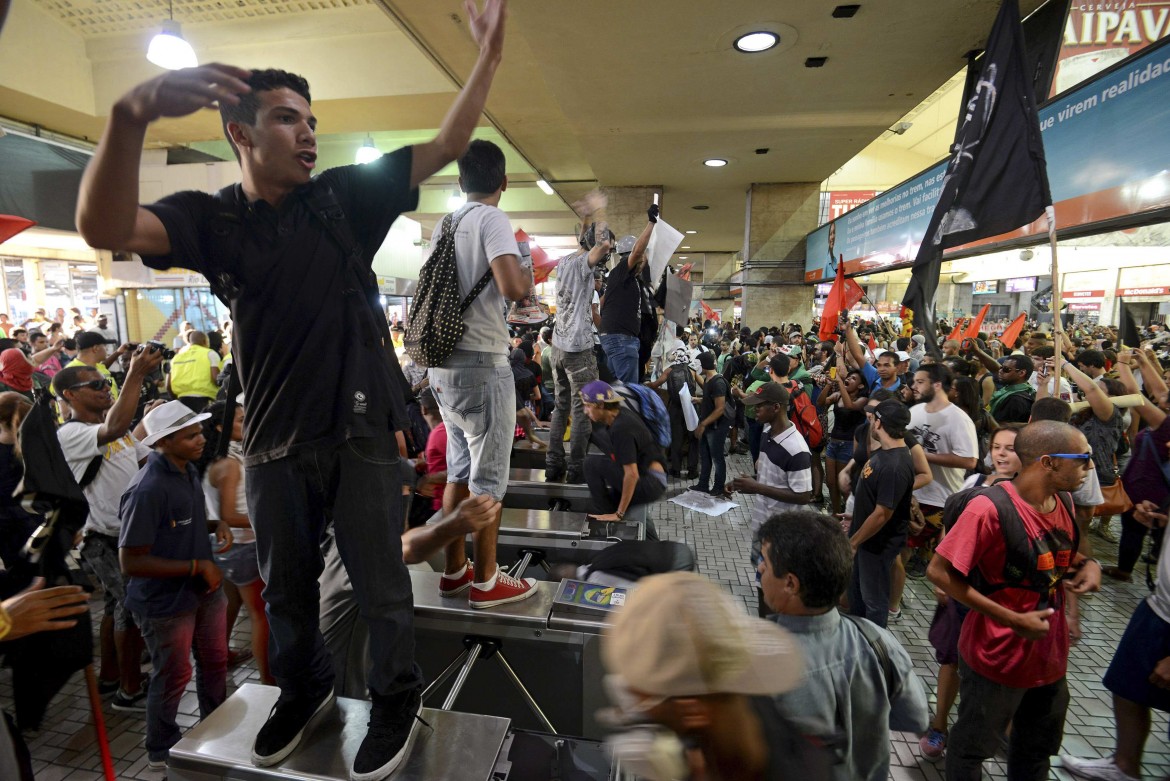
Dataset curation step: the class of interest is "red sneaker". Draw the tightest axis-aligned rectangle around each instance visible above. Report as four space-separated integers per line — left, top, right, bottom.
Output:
469 569 538 609
438 561 474 597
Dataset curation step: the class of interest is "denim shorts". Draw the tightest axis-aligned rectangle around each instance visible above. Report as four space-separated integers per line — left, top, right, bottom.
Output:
1104 600 1170 722
824 438 855 464
214 541 261 587
80 532 134 631
430 350 514 501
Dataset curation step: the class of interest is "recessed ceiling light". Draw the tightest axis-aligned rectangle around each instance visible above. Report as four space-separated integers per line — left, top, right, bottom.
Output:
703 158 728 167
536 179 555 195
685 230 698 234
679 256 689 260
733 31 778 53
681 245 691 249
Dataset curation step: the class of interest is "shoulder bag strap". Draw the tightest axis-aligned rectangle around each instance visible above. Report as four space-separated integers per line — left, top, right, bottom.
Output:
840 614 900 700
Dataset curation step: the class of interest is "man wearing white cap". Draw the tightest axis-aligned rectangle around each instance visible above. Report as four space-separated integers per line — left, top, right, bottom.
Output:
119 400 233 770
601 571 832 781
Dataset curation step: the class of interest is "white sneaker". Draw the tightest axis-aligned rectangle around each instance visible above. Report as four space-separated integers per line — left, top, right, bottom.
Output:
1060 755 1139 781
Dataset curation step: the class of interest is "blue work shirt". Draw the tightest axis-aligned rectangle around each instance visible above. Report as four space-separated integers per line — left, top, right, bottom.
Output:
119 451 213 618
860 362 901 394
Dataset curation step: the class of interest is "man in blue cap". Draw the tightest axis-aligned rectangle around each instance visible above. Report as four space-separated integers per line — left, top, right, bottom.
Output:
580 380 667 526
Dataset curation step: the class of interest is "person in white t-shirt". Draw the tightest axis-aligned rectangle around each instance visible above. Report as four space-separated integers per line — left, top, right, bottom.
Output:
427 139 538 610
53 347 162 711
906 363 979 556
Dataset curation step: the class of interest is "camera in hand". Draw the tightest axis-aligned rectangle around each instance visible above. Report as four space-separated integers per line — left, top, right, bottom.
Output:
146 340 176 360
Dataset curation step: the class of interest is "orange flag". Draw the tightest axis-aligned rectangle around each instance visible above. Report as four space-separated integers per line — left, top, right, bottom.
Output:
947 319 967 342
817 258 865 342
964 305 989 340
700 301 720 322
999 312 1027 349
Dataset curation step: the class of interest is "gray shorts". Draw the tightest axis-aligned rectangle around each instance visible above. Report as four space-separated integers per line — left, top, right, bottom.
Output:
214 541 261 587
79 532 134 631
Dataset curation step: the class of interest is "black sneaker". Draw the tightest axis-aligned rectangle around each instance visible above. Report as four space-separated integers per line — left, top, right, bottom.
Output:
565 470 584 484
544 466 565 482
351 687 426 781
111 688 147 712
251 687 335 767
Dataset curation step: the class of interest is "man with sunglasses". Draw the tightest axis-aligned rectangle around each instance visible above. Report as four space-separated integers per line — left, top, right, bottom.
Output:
989 355 1035 425
52 349 163 712
928 421 1102 781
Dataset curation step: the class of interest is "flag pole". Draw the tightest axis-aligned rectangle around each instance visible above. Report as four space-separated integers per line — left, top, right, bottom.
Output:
1045 206 1061 344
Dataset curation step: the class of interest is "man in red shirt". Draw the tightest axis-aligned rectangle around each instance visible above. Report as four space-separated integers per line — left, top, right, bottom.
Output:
927 420 1102 781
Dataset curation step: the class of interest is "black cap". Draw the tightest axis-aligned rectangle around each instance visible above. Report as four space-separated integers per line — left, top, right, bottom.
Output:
77 331 116 350
873 399 911 430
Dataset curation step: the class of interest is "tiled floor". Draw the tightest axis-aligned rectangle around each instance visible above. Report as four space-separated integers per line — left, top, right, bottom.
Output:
3 448 1166 780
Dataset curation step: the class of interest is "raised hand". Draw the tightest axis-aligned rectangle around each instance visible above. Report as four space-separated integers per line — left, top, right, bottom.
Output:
465 0 507 58
120 64 252 125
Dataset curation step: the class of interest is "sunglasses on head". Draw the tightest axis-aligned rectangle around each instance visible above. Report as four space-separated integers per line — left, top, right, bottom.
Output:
68 378 112 392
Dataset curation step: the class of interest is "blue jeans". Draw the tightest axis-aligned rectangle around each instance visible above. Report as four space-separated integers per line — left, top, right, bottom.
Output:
247 434 420 703
697 422 729 492
137 589 227 760
430 350 514 501
600 333 640 385
547 345 598 475
847 535 904 628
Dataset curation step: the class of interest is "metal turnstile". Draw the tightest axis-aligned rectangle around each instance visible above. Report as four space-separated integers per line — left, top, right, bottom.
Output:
411 570 610 739
510 433 549 470
502 468 592 511
166 683 510 781
494 508 645 578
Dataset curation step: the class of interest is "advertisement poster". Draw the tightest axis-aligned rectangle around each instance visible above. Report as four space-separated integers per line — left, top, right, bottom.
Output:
824 190 881 223
805 37 1170 282
1050 1 1170 96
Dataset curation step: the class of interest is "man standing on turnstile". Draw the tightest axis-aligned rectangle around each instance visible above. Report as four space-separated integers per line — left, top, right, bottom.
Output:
73 2 511 778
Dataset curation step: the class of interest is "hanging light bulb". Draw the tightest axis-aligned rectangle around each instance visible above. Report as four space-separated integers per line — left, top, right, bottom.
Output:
147 1 197 70
355 136 380 165
447 189 466 210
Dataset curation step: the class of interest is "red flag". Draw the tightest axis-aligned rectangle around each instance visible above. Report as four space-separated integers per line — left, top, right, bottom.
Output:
867 334 878 352
700 301 720 322
999 312 1027 349
947 319 967 342
817 259 865 342
516 229 558 284
964 305 990 340
0 215 35 246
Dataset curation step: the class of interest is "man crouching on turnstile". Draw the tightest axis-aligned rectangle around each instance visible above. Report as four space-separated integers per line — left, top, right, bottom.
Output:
600 572 836 781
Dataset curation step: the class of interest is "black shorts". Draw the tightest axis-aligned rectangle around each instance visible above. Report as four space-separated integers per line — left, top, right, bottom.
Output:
1103 599 1170 730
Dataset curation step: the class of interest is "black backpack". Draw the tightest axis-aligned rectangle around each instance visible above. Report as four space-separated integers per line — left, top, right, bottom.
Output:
403 204 492 367
941 482 1078 605
665 364 693 409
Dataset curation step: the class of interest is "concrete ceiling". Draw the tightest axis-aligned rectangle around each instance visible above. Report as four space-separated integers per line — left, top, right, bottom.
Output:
0 0 1047 262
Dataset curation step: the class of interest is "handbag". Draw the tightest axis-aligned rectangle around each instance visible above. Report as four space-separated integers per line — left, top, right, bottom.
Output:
1093 471 1133 517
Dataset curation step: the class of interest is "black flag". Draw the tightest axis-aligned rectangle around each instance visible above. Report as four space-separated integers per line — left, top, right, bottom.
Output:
901 0 1052 356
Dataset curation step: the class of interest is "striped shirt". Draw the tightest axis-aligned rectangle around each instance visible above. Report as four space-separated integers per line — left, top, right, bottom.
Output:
751 423 814 534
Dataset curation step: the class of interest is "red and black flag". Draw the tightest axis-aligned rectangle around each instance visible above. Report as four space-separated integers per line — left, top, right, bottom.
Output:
901 0 1052 357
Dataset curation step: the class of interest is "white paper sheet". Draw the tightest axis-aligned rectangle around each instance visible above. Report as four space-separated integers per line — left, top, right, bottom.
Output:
669 490 739 516
679 382 700 431
646 217 684 287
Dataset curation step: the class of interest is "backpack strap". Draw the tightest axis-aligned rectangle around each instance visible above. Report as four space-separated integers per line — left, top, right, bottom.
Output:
60 420 104 489
840 614 901 701
444 204 493 312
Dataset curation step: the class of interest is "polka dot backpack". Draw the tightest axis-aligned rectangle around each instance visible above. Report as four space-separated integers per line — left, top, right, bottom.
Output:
404 203 493 367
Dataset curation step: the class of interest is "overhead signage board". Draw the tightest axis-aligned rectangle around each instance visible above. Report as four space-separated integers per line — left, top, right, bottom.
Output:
805 36 1170 282
1050 1 1170 97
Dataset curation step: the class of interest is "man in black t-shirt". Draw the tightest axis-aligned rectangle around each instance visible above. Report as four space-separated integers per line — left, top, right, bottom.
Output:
848 399 916 628
75 3 509 777
580 381 667 524
598 204 658 383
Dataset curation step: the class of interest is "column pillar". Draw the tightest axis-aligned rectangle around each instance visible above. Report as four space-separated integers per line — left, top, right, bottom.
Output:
741 182 820 330
596 186 664 242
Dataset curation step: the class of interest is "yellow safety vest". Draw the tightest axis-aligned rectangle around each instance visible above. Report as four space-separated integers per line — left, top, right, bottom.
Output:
170 345 219 399
65 358 119 400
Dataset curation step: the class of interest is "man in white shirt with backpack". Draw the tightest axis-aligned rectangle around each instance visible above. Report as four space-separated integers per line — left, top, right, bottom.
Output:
426 139 537 610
